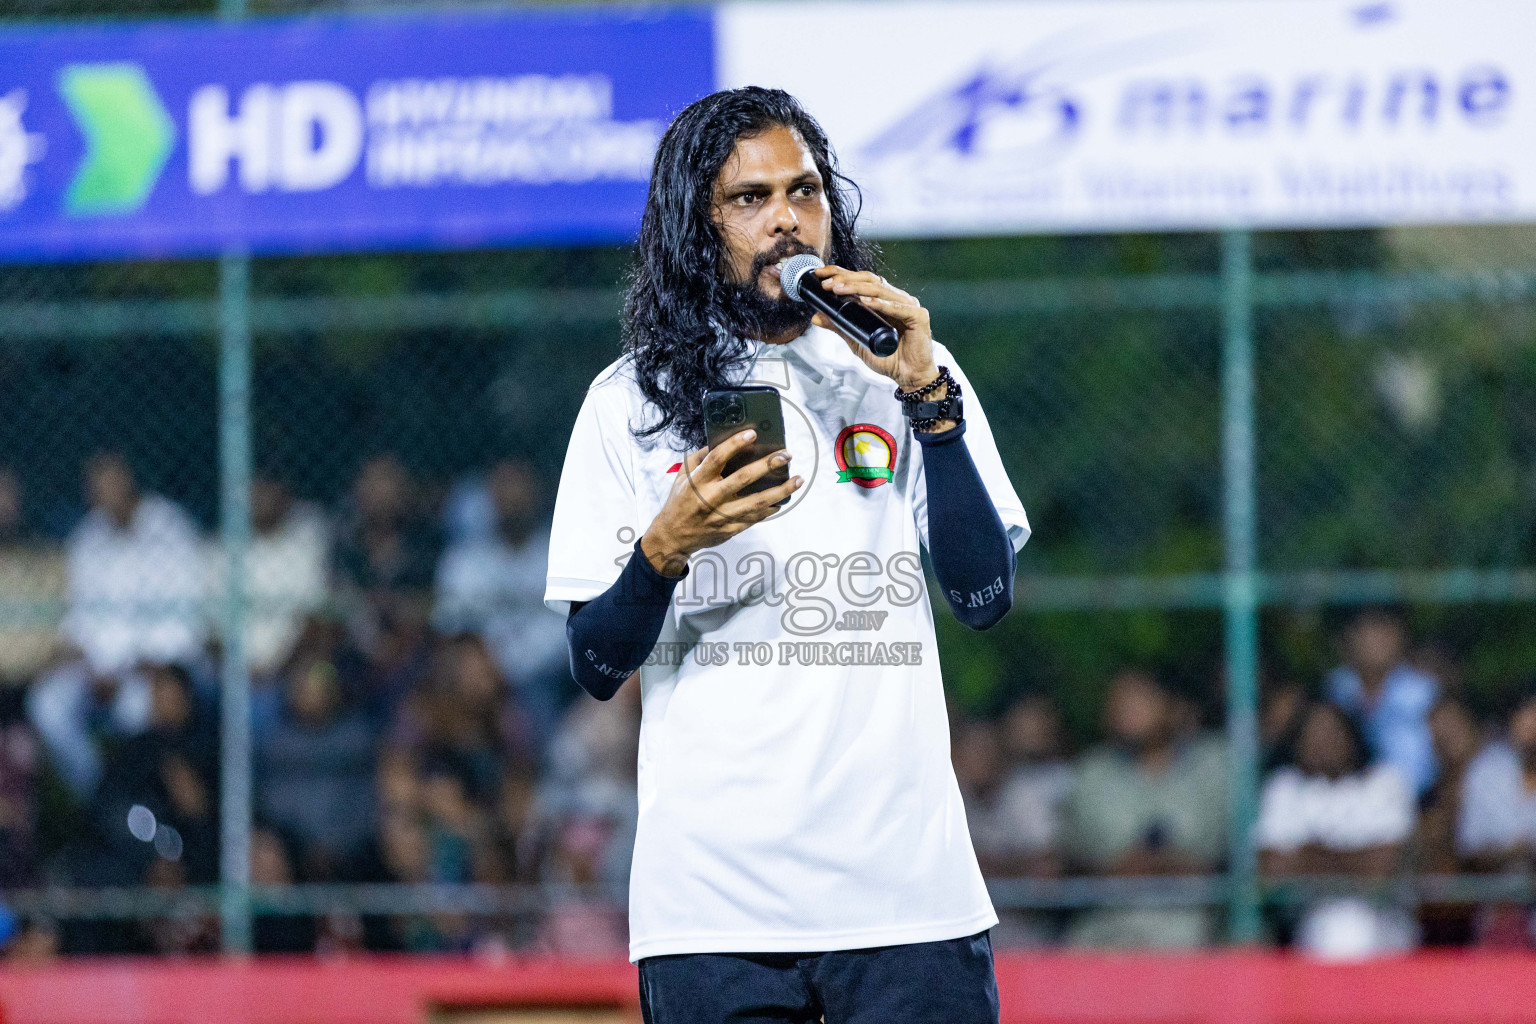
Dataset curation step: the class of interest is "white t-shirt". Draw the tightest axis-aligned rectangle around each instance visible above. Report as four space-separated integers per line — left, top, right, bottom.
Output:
1457 742 1536 856
1255 763 1414 854
545 325 1030 962
64 493 206 675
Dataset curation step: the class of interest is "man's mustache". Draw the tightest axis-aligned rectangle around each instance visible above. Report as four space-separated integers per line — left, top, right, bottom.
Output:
748 239 819 282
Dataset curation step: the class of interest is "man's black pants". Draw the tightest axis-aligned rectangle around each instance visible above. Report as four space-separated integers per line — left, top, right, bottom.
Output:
637 929 1000 1024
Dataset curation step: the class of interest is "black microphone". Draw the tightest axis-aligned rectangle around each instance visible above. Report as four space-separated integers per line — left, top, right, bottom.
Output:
780 254 900 357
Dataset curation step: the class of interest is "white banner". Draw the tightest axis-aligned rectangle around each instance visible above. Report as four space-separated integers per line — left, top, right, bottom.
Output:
718 0 1536 234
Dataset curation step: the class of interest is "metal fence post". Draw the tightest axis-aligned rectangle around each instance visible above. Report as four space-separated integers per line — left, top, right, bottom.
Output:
1220 229 1262 942
214 0 253 960
217 248 253 954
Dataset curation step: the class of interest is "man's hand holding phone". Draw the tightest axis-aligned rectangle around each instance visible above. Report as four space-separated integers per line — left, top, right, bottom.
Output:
640 430 802 578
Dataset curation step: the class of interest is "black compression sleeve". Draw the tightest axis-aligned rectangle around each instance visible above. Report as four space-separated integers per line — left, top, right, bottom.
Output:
564 539 686 700
915 420 1016 630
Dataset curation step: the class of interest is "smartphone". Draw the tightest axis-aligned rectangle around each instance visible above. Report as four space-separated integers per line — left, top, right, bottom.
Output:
703 385 790 506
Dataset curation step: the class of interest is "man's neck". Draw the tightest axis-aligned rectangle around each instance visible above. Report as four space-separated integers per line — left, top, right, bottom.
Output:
108 497 141 531
756 330 798 346
1356 665 1393 700
750 320 812 347
1136 740 1178 775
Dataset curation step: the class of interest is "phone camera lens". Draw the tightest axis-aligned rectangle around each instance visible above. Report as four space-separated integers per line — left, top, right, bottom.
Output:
708 394 748 427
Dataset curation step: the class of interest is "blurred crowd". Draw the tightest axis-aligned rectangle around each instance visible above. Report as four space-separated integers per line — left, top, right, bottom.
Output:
1 453 1535 959
0 452 633 957
953 609 1536 957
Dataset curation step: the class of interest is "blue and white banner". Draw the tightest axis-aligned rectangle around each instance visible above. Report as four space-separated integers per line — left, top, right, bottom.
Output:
1 0 1534 262
0 9 712 262
719 0 1536 235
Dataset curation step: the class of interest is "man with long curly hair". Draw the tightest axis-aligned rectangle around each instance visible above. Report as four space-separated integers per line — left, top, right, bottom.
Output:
545 87 1029 1023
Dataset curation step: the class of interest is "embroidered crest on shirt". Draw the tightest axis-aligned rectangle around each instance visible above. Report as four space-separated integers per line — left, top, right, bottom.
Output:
834 423 896 487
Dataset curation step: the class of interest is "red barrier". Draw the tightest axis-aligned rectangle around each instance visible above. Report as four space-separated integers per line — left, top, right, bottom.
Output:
0 955 640 1024
993 951 1536 1023
2 952 1535 1024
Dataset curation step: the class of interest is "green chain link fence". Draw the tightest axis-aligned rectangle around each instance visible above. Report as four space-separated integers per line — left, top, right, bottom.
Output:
4 228 1536 951
4 0 1536 959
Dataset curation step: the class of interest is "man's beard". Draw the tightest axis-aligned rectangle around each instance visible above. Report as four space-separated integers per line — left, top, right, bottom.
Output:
718 280 813 340
717 240 821 340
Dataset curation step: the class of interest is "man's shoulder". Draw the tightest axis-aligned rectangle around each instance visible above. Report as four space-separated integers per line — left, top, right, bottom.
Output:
66 509 110 551
1185 731 1229 769
579 356 650 431
1072 745 1133 786
437 536 506 575
586 355 641 401
1465 741 1519 787
1384 663 1440 706
577 355 686 461
137 493 198 534
1261 765 1307 798
1357 762 1413 804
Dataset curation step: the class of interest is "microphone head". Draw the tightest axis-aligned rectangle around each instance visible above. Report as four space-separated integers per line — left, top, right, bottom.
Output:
779 253 824 302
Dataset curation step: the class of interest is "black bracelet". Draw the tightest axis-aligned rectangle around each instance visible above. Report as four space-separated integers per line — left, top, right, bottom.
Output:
896 365 963 431
894 365 954 403
908 394 964 432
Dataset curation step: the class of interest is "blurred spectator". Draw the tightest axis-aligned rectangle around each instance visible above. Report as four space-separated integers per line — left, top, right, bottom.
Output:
364 606 433 725
1417 698 1485 873
0 914 59 962
996 693 1073 877
251 615 371 740
1260 678 1308 771
29 455 206 798
373 805 468 952
0 687 43 887
0 469 66 683
955 700 1070 878
535 811 630 957
376 806 432 885
1063 667 1228 949
206 475 330 678
1326 606 1439 797
141 856 220 956
61 453 206 675
367 761 491 954
334 455 439 647
249 829 355 955
256 650 377 879
482 764 539 886
418 757 486 883
1457 689 1536 871
250 827 317 953
537 676 640 873
1166 673 1211 743
955 696 1072 949
376 746 422 818
88 664 219 885
26 659 149 801
387 633 538 806
1257 701 1415 957
953 719 1008 870
1416 697 1485 945
529 677 638 954
435 460 568 751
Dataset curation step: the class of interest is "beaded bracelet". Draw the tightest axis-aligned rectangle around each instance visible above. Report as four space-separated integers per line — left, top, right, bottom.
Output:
895 365 963 431
894 364 954 403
